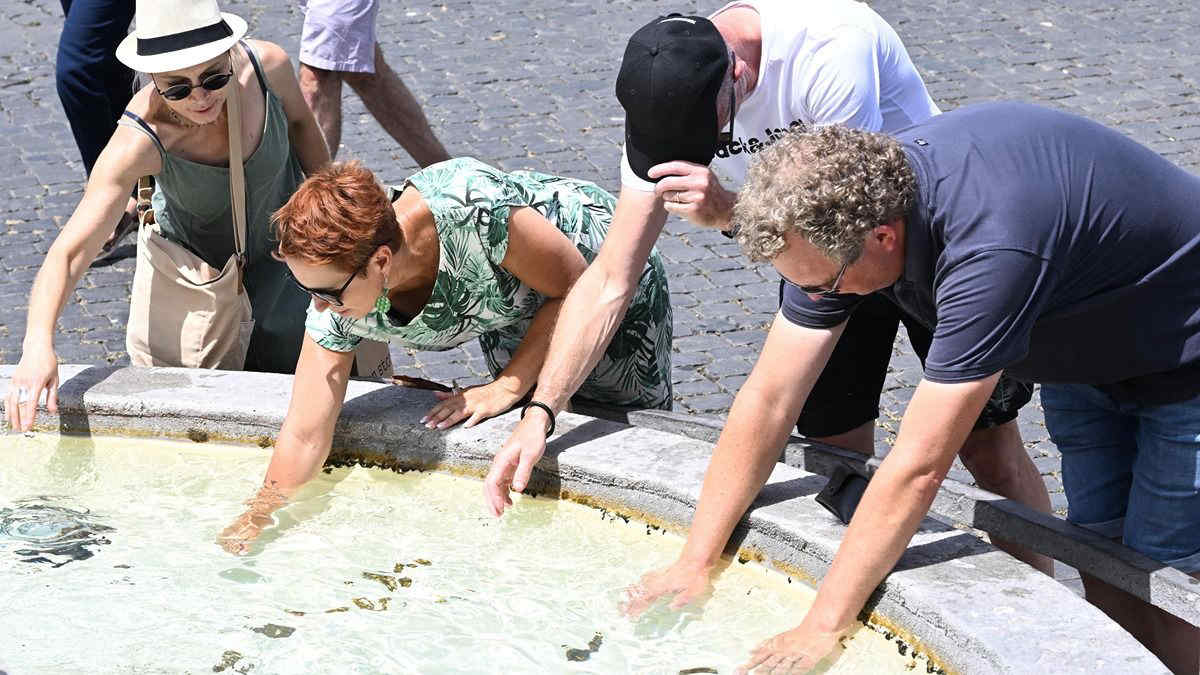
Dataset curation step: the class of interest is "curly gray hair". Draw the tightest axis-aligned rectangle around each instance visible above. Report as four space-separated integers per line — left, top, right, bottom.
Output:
733 125 916 263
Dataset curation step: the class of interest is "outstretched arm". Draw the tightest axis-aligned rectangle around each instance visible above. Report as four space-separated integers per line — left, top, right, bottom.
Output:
5 125 158 431
622 313 844 615
482 188 667 515
219 334 354 553
739 372 999 672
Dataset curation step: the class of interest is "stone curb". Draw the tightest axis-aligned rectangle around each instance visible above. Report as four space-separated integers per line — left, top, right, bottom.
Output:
0 365 1166 674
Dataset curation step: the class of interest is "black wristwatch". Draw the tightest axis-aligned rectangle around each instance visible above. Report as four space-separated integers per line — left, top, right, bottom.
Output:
521 401 556 438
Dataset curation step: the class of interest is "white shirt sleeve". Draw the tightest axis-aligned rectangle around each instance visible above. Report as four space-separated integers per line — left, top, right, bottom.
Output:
800 27 885 132
619 146 657 192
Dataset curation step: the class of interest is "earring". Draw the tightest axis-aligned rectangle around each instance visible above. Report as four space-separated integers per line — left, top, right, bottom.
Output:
375 283 391 314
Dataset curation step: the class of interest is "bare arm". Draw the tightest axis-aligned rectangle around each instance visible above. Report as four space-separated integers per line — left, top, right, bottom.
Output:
677 317 843 569
482 187 667 513
219 334 354 552
623 313 844 614
805 374 998 628
490 205 590 393
531 187 666 413
422 205 589 428
740 372 1000 671
263 334 354 493
251 40 331 174
5 126 159 431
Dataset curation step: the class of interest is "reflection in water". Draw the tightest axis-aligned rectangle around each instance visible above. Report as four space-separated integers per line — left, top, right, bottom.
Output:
0 496 114 567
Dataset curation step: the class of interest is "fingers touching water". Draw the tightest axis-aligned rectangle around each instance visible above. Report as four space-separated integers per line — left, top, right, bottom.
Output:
619 559 714 618
4 347 60 432
483 413 549 517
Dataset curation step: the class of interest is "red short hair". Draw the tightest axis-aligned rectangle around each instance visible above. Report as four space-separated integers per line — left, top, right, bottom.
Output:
273 161 402 270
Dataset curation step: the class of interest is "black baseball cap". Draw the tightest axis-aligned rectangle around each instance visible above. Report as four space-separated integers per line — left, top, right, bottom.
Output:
616 14 729 182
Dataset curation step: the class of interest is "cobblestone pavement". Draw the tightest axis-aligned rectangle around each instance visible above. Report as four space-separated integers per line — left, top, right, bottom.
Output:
4 0 1200 518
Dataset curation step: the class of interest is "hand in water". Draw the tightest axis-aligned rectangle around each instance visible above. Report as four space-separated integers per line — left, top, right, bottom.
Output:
5 345 60 432
483 410 550 517
217 511 265 555
217 485 286 555
620 558 714 617
735 622 844 674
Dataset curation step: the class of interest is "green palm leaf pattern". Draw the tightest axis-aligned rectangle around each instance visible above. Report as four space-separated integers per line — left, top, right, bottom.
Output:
302 157 672 408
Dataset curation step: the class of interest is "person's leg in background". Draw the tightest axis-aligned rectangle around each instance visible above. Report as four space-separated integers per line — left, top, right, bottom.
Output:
297 0 448 165
55 0 137 250
56 0 134 175
343 44 449 167
1043 383 1200 674
298 62 344 157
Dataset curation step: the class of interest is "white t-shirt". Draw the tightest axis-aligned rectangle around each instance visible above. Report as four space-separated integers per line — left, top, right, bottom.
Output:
620 0 940 192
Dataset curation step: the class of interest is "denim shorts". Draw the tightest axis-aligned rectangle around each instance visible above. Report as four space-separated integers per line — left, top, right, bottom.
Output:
1041 383 1200 573
299 0 379 73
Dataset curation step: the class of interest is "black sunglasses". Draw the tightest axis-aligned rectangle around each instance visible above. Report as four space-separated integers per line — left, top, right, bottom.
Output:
287 266 361 307
154 67 234 101
794 259 850 297
716 51 736 147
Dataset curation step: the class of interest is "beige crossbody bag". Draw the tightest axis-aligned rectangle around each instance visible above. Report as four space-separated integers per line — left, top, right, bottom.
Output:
125 49 254 369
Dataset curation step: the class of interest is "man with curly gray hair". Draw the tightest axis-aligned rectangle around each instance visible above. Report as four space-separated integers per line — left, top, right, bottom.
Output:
650 102 1200 672
734 125 916 266
493 5 1052 611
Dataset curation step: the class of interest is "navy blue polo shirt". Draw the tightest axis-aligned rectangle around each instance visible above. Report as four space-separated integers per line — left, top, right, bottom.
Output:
782 102 1200 404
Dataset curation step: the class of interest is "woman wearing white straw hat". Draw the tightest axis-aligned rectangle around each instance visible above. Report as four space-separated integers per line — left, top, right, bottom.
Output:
4 0 330 432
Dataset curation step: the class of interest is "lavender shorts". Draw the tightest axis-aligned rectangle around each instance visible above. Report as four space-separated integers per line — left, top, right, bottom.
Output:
299 0 379 73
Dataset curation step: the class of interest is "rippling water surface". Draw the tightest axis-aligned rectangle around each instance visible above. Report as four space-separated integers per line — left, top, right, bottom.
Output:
0 433 921 674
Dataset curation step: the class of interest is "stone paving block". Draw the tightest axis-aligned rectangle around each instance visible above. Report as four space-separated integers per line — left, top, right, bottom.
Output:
6 0 1200 496
671 350 712 369
718 375 748 393
702 356 754 379
674 378 722 398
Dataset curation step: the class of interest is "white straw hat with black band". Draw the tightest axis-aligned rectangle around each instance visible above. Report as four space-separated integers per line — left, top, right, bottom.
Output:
116 0 247 74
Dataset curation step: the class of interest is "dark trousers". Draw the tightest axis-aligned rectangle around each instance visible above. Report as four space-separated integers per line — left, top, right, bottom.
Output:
56 0 135 176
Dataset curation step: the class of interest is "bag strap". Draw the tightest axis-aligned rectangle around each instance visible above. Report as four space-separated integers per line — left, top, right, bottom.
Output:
136 176 155 226
226 45 249 295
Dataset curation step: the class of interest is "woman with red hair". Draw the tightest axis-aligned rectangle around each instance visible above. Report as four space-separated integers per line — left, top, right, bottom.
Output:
220 158 671 551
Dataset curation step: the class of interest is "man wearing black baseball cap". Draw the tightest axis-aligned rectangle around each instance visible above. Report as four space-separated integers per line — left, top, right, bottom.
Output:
486 0 1051 605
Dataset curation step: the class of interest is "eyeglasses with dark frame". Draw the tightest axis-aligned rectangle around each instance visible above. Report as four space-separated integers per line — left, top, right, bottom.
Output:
793 259 851 297
286 264 363 307
153 62 235 101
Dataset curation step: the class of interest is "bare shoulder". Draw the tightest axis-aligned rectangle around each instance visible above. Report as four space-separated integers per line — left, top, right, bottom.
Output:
122 83 159 119
244 39 292 75
99 120 163 182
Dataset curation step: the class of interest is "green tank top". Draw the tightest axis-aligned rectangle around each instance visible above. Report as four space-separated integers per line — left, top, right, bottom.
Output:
120 41 308 374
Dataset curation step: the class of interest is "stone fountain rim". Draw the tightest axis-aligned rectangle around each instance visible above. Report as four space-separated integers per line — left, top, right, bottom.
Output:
0 365 1166 675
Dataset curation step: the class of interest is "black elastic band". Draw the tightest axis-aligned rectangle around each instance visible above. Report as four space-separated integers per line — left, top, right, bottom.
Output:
137 20 233 56
521 401 556 438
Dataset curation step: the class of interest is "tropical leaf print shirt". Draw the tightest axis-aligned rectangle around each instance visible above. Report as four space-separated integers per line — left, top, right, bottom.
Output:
302 157 673 408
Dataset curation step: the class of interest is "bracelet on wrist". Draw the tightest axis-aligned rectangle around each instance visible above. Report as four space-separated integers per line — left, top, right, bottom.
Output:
520 400 556 438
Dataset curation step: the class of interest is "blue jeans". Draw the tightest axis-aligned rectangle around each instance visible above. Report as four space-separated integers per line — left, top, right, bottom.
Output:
56 0 135 175
1042 383 1200 572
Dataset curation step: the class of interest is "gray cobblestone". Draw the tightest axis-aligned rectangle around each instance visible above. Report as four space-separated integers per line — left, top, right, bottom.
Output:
4 0 1199 513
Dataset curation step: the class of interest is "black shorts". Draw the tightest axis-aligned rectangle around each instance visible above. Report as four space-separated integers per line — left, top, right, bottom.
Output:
784 285 1033 438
